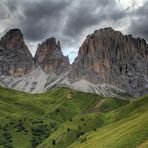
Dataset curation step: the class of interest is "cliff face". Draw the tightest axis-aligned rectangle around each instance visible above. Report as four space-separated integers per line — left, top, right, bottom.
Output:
0 29 34 76
0 27 147 96
34 37 70 75
69 27 148 96
0 30 70 77
0 29 70 93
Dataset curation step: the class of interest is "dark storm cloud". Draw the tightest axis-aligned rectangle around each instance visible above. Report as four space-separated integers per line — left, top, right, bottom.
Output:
23 0 68 18
63 0 126 38
0 0 70 41
128 1 148 40
18 0 71 41
1 0 126 42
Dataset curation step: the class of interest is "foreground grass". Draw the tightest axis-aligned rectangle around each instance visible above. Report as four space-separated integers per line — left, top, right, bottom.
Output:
0 86 147 148
38 95 148 148
0 86 101 148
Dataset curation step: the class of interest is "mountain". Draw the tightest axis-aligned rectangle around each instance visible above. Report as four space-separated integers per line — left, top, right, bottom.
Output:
6 36 70 93
0 86 147 148
0 27 147 148
0 29 34 77
0 27 147 97
68 27 148 96
34 37 70 74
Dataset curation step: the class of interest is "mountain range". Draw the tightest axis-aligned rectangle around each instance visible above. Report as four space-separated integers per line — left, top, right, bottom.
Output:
0 27 148 148
0 27 148 97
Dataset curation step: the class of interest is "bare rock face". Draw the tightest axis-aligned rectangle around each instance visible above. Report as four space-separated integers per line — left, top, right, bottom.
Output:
34 37 70 75
69 27 148 96
0 27 147 96
0 29 34 76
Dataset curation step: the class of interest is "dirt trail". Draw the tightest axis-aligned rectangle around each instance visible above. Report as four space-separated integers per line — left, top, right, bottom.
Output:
81 99 107 114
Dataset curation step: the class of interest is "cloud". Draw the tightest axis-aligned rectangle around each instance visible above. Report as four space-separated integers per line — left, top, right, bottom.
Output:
17 0 71 41
1 0 126 42
128 1 148 40
63 0 123 37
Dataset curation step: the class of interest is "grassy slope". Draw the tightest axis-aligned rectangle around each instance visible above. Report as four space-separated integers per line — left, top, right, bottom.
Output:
39 95 148 148
69 95 148 148
0 86 147 148
0 86 101 148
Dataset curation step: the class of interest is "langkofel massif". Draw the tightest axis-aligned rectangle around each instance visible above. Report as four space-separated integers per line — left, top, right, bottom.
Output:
0 27 147 97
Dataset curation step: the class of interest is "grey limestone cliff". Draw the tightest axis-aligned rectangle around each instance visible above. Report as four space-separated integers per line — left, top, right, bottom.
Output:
0 29 34 77
68 27 148 96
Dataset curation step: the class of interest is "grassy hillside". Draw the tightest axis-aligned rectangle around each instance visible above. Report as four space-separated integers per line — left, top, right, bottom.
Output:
0 86 147 148
38 95 148 148
0 86 101 148
69 95 148 148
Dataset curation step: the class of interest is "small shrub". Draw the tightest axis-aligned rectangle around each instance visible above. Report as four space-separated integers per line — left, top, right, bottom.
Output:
80 118 84 121
69 118 72 122
56 108 60 113
52 139 56 145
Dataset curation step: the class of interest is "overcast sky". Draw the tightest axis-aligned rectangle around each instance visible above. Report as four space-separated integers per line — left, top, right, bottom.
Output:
0 0 147 63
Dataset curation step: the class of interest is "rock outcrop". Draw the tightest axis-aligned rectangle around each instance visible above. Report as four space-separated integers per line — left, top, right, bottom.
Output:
0 29 70 92
0 29 34 76
34 37 70 75
68 27 148 96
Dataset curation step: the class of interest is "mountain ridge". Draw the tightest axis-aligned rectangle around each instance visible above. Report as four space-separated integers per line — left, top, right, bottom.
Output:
0 27 147 97
0 29 34 77
68 27 148 96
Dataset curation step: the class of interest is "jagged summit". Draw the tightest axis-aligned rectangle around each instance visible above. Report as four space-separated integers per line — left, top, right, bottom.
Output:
0 29 70 92
36 37 63 56
0 29 34 77
0 29 70 77
93 27 120 35
3 29 22 37
95 27 115 32
34 37 70 74
69 27 148 96
94 27 147 44
0 29 27 50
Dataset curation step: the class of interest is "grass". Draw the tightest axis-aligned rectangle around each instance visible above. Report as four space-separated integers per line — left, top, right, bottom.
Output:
69 96 148 148
0 86 101 148
0 86 147 148
38 95 148 148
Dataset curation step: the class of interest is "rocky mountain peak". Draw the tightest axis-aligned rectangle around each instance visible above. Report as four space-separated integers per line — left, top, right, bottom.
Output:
34 37 70 74
0 29 28 50
0 27 147 97
69 27 148 96
0 29 34 77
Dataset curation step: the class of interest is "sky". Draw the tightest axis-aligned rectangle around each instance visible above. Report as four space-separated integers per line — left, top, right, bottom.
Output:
0 0 147 63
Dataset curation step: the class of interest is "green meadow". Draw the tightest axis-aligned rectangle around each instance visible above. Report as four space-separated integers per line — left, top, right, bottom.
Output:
0 86 147 148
